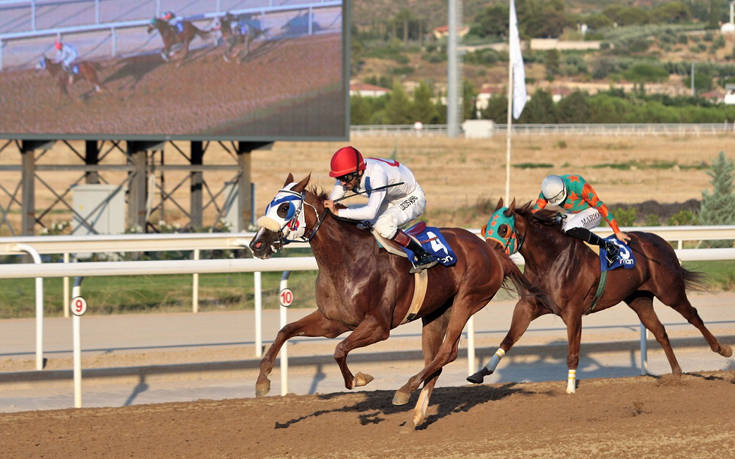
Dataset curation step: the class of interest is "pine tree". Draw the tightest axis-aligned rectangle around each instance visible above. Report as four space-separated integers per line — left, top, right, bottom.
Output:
700 152 735 224
699 152 735 247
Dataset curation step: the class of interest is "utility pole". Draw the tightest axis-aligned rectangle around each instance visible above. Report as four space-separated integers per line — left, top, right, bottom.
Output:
691 62 695 96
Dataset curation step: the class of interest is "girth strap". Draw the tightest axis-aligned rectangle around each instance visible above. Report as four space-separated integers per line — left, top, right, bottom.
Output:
587 269 607 314
400 269 428 325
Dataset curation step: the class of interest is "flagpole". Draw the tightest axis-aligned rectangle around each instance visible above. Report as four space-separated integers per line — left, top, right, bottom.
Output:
505 7 513 205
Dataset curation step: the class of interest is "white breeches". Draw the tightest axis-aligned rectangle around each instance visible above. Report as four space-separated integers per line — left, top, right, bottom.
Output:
372 185 426 239
561 207 601 232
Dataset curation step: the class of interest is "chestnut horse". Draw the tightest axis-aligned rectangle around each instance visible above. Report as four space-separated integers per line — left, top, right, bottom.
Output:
37 56 104 94
468 199 732 393
147 18 209 62
249 175 551 427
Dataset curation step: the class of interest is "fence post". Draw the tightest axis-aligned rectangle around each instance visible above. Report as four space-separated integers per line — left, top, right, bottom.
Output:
63 252 70 318
72 277 85 408
254 271 262 357
466 316 475 376
192 249 200 313
15 244 44 370
279 271 291 395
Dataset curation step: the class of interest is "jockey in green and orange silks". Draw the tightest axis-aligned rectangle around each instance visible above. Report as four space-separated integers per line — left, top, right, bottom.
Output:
533 174 631 264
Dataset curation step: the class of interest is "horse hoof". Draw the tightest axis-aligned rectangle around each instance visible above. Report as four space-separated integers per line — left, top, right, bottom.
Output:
354 372 374 387
719 344 733 358
255 380 271 397
392 390 410 406
467 368 492 384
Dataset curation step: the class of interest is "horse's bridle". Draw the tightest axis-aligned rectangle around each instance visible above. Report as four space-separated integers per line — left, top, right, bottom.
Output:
269 188 325 245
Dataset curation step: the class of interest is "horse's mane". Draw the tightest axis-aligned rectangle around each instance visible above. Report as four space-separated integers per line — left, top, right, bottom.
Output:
514 202 562 230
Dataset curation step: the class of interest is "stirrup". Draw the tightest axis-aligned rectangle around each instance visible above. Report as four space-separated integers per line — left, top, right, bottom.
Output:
409 255 438 274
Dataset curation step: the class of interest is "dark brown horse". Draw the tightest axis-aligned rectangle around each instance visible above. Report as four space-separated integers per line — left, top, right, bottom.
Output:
147 18 209 63
468 199 732 393
248 174 551 426
37 56 104 95
218 12 262 62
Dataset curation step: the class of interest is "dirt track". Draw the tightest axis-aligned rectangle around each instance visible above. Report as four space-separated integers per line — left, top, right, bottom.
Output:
0 33 343 138
1 371 733 457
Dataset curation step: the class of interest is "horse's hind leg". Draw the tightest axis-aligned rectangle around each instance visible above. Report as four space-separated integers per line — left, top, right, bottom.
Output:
656 289 732 358
468 298 546 384
256 310 346 397
626 292 682 376
332 314 390 390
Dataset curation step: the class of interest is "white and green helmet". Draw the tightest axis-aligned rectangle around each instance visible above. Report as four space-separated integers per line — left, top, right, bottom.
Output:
541 175 567 206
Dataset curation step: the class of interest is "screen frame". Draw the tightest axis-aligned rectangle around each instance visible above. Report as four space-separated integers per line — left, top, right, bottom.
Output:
1 1 350 142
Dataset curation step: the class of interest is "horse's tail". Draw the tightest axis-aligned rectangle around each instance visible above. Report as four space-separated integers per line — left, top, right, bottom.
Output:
682 267 708 292
195 26 210 40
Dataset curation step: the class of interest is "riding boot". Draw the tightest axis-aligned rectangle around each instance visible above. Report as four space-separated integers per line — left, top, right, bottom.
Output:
565 227 619 264
393 230 438 273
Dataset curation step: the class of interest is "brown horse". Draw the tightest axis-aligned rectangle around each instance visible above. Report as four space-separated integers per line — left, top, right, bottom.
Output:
147 18 209 63
248 174 551 427
37 56 104 95
218 12 262 62
468 199 732 393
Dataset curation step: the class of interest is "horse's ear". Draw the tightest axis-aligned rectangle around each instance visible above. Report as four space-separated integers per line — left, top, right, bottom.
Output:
495 198 504 211
293 174 311 192
283 173 294 187
504 198 516 217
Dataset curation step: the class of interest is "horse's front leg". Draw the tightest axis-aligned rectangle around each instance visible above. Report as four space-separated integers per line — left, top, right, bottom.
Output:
468 298 546 384
333 314 390 390
564 313 583 394
394 296 478 417
256 310 346 397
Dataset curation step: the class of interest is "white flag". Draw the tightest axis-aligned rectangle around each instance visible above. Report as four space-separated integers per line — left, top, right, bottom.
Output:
509 0 526 119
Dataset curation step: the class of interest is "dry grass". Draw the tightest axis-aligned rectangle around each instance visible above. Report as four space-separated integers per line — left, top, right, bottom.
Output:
1 133 732 231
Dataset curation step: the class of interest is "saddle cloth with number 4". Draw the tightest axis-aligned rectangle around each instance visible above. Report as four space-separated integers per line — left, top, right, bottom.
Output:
402 222 457 267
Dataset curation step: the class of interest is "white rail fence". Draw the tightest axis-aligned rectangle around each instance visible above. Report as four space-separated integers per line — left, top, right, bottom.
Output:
1 226 734 406
350 122 735 137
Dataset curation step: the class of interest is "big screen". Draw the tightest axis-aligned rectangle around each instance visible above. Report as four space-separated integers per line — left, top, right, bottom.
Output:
0 0 348 141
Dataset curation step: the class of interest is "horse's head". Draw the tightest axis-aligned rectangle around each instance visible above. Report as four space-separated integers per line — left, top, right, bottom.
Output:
483 198 525 255
249 173 324 259
35 56 48 73
147 18 162 33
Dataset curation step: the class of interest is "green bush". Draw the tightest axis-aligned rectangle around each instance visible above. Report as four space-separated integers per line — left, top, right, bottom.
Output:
609 207 637 226
667 209 697 226
644 214 661 226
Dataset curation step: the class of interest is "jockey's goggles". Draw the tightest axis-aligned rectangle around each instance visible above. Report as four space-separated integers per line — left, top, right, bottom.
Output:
337 172 358 183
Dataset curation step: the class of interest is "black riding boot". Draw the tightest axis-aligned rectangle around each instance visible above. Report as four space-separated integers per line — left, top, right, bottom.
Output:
406 239 438 273
564 227 619 264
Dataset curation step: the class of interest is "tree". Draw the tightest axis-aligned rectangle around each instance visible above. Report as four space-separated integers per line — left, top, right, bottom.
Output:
556 91 591 123
412 81 440 123
470 4 508 39
384 81 413 124
519 89 556 123
699 152 735 226
545 49 561 82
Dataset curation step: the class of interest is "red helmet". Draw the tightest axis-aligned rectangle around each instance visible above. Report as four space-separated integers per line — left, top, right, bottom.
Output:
329 146 365 178
54 40 62 50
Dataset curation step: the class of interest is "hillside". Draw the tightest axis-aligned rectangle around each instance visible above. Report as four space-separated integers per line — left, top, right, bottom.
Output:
351 0 735 100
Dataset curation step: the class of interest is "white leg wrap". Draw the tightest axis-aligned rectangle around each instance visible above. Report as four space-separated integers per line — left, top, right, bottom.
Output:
485 348 506 372
566 369 577 394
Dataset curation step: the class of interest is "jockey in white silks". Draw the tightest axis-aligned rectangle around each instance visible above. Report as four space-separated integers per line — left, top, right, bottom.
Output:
53 40 79 85
323 146 437 273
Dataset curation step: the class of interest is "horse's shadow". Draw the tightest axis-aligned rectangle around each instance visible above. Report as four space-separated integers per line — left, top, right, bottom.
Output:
234 37 285 64
273 383 533 430
102 54 167 90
